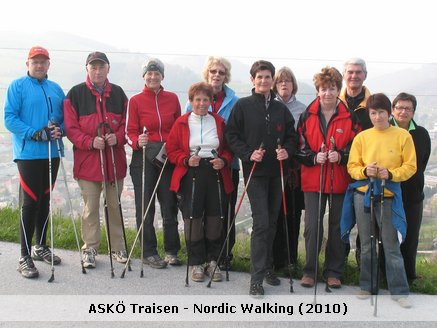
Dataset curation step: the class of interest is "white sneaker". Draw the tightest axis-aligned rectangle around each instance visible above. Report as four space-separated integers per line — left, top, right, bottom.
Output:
83 248 97 268
397 297 412 308
111 250 128 263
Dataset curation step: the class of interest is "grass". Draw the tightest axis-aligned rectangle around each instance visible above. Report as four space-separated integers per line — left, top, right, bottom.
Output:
1 206 436 294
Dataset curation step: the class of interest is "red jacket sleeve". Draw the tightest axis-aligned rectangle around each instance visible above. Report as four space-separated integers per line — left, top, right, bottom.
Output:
64 98 94 150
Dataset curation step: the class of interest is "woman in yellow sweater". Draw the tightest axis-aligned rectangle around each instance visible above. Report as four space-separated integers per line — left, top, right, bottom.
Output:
346 93 416 308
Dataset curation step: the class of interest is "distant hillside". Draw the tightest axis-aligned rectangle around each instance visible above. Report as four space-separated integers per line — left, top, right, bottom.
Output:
1 31 436 127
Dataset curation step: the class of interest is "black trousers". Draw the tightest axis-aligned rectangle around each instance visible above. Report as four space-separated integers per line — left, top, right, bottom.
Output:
17 158 60 257
246 175 282 283
129 150 180 258
178 160 225 265
401 200 423 280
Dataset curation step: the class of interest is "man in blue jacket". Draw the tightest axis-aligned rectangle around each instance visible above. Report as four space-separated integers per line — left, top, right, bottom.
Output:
4 46 65 279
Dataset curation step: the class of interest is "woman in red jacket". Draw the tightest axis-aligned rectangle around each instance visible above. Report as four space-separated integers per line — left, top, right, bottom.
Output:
295 66 360 289
166 82 233 283
126 58 182 269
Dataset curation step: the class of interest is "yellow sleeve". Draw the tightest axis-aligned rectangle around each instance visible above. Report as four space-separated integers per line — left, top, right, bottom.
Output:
347 133 367 180
390 132 417 182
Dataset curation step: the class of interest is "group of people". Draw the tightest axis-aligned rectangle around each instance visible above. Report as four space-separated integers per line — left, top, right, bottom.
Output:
4 47 430 306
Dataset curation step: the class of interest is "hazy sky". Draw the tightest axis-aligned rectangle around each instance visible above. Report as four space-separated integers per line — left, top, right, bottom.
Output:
1 0 435 62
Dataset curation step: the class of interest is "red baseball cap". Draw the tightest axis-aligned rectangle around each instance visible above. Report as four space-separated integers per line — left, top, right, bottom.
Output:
28 46 50 59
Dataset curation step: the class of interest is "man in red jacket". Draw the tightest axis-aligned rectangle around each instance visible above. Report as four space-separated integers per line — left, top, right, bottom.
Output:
64 52 128 268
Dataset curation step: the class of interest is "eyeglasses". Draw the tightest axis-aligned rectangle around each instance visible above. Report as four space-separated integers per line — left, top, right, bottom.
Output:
394 106 414 113
209 69 226 76
276 80 291 84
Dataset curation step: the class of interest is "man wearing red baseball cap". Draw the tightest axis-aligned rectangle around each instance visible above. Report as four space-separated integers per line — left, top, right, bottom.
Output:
4 46 65 278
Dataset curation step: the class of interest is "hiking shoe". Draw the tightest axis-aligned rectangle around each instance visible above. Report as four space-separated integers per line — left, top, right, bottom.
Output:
357 289 371 300
17 255 39 279
396 297 412 308
191 265 205 282
327 277 342 289
301 275 315 288
164 254 182 266
111 250 128 264
143 254 167 269
205 261 222 282
83 248 97 268
249 282 264 298
31 245 61 265
265 270 280 286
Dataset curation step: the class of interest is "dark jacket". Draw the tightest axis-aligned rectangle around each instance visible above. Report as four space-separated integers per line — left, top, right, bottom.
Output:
390 118 431 203
225 89 297 178
64 78 128 182
295 97 360 193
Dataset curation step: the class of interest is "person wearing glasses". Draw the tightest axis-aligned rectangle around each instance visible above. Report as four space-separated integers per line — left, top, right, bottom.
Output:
185 56 239 271
295 66 360 289
342 93 416 308
226 60 297 297
4 46 64 278
390 92 430 284
271 67 306 275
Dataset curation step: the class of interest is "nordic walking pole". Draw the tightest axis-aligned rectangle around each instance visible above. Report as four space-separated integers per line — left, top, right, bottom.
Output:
56 139 86 274
105 123 132 272
120 157 168 278
186 146 201 287
224 182 232 281
374 179 385 317
369 176 375 305
97 123 115 278
314 141 325 304
140 127 147 277
277 139 294 293
47 124 55 283
325 136 336 293
207 142 264 288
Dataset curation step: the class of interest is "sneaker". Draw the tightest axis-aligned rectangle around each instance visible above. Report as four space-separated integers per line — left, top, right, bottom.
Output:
327 277 342 289
111 250 128 264
31 245 61 265
205 261 222 282
83 248 97 268
301 275 315 288
249 282 264 298
265 270 281 286
191 265 205 282
17 255 39 278
356 289 371 300
396 297 412 308
143 254 167 269
164 254 182 266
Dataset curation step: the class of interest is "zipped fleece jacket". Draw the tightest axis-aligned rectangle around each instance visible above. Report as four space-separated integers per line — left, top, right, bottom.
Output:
296 97 360 194
126 85 181 150
4 74 65 161
166 112 233 194
64 78 128 182
225 89 297 178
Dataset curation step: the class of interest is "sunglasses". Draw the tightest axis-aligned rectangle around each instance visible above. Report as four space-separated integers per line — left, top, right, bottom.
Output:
209 69 226 76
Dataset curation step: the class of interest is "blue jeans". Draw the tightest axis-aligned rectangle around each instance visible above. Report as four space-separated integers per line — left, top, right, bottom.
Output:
354 192 409 296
